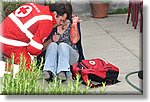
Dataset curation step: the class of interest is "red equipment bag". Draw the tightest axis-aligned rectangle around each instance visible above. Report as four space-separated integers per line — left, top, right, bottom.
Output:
72 58 120 87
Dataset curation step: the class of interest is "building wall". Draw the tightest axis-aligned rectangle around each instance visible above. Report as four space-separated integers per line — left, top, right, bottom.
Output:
1 0 129 16
71 0 129 16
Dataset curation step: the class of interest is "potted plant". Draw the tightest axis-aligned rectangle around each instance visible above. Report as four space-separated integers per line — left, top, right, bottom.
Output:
90 0 111 18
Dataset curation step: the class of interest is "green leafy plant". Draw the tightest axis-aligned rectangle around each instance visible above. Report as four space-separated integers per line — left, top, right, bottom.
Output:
1 56 106 95
111 7 128 14
1 1 25 21
2 57 43 95
100 82 106 95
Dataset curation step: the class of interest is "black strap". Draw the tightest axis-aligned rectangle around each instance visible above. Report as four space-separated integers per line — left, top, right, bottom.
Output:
90 80 121 88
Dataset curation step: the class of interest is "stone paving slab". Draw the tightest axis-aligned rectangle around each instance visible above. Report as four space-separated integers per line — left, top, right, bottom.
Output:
80 14 143 94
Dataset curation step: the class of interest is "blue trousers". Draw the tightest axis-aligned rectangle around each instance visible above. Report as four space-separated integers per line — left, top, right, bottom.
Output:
43 42 79 77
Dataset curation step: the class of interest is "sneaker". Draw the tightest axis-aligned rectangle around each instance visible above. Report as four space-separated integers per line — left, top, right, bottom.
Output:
63 75 74 84
37 78 49 90
43 71 53 82
66 75 74 82
57 71 66 81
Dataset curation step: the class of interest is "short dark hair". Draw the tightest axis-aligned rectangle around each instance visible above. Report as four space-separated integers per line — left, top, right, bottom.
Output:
49 2 68 16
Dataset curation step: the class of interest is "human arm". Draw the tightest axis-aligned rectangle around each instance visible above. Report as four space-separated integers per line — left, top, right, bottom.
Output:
27 21 54 56
70 16 80 45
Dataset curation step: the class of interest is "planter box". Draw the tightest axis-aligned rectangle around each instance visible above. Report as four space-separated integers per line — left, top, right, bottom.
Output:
90 2 109 18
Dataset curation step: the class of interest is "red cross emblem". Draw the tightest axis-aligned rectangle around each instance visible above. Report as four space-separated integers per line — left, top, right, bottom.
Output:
18 7 30 14
15 5 32 17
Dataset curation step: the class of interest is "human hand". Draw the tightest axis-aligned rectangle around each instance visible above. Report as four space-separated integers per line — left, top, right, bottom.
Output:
42 39 52 51
52 33 60 42
72 15 82 24
72 16 79 24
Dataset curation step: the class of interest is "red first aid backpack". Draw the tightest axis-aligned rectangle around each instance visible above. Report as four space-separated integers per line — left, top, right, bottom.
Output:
72 58 120 87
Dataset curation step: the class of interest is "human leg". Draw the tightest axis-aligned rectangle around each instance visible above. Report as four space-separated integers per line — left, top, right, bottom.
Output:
1 46 31 78
57 43 79 79
43 42 58 77
2 45 31 69
57 43 70 75
66 45 79 81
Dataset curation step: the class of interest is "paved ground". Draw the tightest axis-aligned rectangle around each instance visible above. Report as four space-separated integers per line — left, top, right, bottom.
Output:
79 14 143 95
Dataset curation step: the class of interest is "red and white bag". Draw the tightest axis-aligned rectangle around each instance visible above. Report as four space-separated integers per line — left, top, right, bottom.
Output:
72 58 120 87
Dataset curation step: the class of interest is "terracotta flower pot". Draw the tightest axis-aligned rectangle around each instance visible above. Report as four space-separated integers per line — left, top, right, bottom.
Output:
90 2 109 18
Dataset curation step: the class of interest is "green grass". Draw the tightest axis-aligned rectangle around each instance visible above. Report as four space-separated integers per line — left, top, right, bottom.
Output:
0 57 106 95
2 58 43 95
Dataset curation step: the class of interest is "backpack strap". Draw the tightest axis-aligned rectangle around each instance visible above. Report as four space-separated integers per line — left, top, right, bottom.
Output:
79 69 120 88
